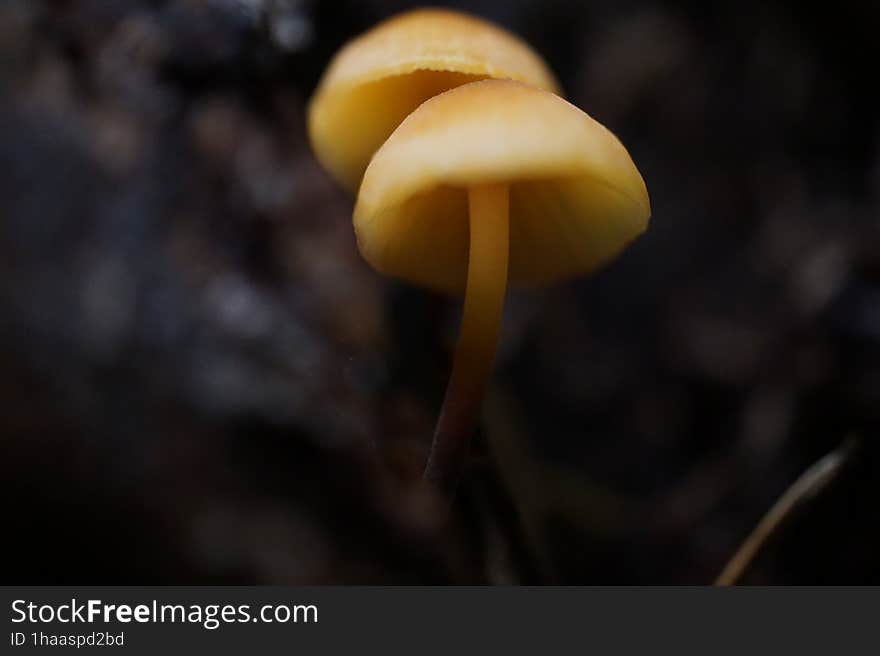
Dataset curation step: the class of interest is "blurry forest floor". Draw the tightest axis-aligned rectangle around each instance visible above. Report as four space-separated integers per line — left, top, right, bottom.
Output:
1 0 878 583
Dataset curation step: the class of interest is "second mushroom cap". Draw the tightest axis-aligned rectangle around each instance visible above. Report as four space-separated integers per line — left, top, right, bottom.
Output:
307 9 559 191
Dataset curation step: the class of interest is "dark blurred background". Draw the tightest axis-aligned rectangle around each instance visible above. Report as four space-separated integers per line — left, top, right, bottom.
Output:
2 0 878 584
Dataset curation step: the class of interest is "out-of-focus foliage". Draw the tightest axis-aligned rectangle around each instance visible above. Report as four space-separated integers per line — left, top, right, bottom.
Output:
1 0 878 583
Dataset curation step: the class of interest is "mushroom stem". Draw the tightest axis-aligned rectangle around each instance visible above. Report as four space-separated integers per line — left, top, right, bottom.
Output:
425 183 509 497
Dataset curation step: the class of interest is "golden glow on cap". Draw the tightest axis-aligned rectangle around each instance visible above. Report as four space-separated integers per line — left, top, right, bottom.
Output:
307 8 560 191
354 79 651 294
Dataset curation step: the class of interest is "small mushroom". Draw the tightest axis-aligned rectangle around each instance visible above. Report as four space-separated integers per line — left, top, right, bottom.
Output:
355 79 651 496
307 8 559 191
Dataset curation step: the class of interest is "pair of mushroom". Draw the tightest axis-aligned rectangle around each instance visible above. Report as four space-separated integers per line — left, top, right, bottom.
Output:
308 9 650 497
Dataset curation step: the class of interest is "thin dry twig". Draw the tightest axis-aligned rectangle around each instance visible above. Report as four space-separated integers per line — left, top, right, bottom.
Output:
715 437 857 586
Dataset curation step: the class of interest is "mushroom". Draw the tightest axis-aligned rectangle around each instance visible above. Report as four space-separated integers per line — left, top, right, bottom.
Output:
307 8 559 191
354 79 651 495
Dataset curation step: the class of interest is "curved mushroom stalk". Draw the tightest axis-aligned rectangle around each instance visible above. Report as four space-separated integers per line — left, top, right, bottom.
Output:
309 11 651 504
353 80 650 502
425 184 509 495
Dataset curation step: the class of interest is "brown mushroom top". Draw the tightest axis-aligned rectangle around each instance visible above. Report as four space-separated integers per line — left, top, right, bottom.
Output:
354 80 651 294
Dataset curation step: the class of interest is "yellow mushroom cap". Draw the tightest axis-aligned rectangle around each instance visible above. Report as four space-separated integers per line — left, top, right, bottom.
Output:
354 79 651 294
307 8 560 191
